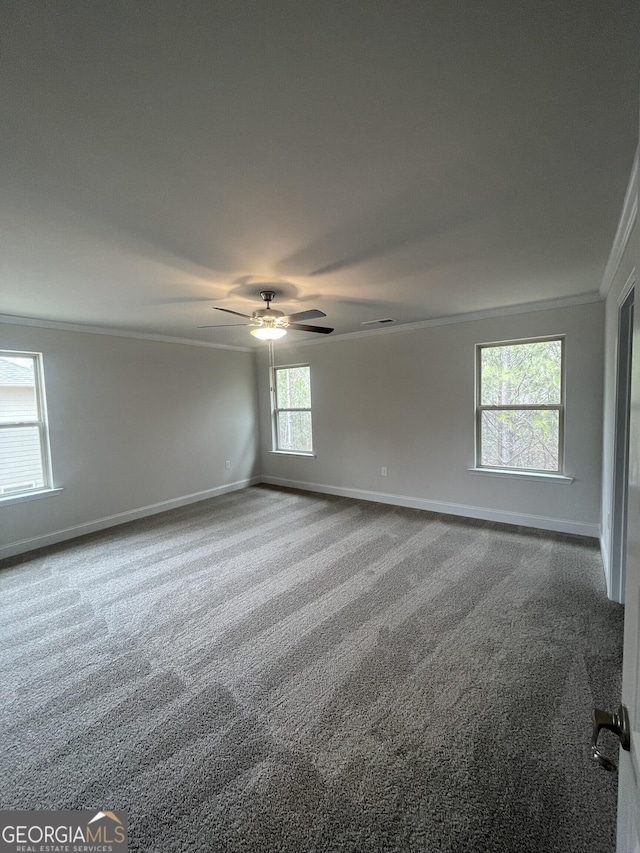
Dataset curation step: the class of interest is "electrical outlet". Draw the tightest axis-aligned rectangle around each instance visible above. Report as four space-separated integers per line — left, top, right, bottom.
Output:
381 466 387 476
225 461 231 470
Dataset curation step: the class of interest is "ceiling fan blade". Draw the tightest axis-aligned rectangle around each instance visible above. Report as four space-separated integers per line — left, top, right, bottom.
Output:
287 323 334 334
283 309 326 322
197 323 251 328
213 307 252 319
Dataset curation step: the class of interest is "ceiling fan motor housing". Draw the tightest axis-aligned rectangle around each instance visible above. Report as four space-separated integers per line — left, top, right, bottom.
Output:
253 308 284 320
254 290 285 323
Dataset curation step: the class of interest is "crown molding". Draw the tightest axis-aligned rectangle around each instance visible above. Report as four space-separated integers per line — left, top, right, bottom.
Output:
0 290 604 355
270 291 603 349
0 314 253 352
600 148 638 299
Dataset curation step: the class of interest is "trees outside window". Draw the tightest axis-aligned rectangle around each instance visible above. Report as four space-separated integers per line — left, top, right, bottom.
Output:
476 337 564 473
273 365 313 453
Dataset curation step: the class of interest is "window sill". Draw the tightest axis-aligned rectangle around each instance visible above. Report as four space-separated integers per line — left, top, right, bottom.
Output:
268 451 316 459
468 468 574 484
0 487 64 506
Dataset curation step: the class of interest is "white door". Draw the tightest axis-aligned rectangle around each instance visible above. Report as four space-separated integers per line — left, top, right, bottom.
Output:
616 204 640 848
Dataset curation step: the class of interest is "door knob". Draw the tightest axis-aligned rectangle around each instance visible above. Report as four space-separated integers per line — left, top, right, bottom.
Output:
591 704 631 772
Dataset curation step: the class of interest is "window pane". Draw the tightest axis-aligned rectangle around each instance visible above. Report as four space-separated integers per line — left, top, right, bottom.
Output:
481 340 562 406
0 356 38 423
480 409 559 471
278 411 313 452
276 366 311 409
0 425 45 492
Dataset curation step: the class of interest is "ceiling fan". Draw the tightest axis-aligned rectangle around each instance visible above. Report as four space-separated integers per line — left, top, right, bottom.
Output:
198 290 334 340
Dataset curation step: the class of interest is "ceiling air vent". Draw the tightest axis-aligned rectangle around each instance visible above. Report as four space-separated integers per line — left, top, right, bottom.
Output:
361 318 396 326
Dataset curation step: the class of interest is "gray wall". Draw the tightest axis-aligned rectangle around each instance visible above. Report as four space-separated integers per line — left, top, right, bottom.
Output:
259 301 604 536
0 298 607 557
0 323 260 557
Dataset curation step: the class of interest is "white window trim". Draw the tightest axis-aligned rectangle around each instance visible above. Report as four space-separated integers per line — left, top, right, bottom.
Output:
0 486 63 506
268 450 316 458
271 363 314 454
475 335 566 476
0 349 55 499
468 467 573 484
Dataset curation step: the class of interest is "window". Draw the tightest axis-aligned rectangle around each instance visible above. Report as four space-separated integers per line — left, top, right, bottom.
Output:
476 337 564 474
273 364 313 453
0 351 53 497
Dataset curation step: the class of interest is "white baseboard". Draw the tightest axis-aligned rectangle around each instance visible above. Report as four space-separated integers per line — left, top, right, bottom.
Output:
260 476 600 538
0 477 261 560
2 473 601 562
600 532 626 604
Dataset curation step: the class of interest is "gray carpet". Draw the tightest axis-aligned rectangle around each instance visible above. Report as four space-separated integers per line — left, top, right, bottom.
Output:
0 485 624 852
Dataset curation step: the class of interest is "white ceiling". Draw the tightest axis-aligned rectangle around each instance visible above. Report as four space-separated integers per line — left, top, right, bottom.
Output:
1 1 638 348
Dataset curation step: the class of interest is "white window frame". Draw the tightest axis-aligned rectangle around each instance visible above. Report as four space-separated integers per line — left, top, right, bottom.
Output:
0 350 54 498
475 335 565 475
271 363 314 455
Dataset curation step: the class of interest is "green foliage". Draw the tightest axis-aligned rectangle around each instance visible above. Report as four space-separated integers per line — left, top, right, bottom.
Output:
481 340 561 405
278 411 313 452
276 366 311 409
479 340 562 472
275 366 313 451
481 410 559 470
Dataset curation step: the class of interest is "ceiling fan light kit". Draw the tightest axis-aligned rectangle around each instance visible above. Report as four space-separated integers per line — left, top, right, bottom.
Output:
250 326 287 340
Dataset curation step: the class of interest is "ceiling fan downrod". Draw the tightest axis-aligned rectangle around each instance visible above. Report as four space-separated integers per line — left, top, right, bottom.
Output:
260 290 277 305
